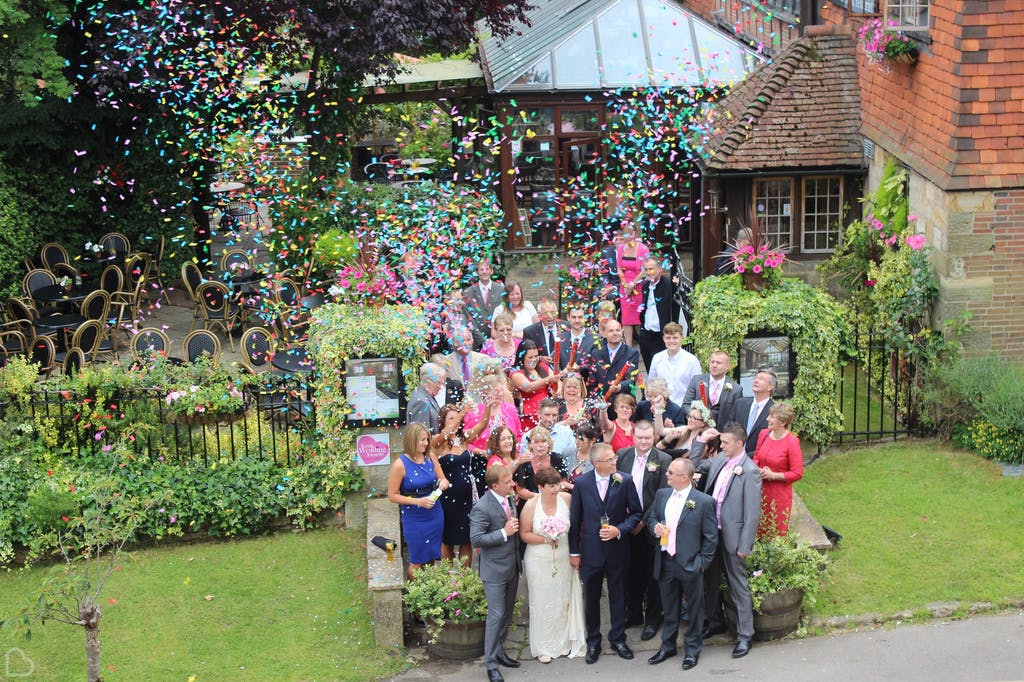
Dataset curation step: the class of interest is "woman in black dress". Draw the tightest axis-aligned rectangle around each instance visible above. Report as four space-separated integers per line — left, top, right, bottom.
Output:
431 399 494 567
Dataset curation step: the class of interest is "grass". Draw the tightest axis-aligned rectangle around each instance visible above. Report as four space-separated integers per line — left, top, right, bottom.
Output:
0 529 408 681
798 440 1024 617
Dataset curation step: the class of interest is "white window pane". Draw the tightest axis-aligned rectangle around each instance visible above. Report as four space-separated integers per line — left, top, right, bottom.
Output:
597 0 649 86
554 27 601 88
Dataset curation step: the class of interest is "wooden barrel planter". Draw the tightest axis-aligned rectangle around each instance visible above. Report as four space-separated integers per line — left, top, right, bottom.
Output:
741 270 766 292
426 620 486 660
724 587 804 641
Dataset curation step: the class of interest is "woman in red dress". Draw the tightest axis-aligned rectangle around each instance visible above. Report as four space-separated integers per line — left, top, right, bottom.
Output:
598 392 636 452
509 340 559 430
753 402 804 538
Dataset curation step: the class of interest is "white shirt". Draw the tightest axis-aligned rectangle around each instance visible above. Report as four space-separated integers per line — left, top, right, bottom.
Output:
648 348 702 404
493 301 537 336
644 281 661 332
490 489 512 540
663 485 692 552
630 449 652 501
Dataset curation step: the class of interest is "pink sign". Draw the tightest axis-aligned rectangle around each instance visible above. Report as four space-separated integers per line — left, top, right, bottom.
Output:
356 433 391 466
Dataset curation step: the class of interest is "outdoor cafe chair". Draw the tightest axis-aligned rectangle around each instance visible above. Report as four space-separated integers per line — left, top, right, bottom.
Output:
130 327 171 363
109 276 146 349
56 319 103 367
238 326 279 375
22 269 63 317
0 328 28 358
364 162 391 184
195 281 240 351
50 262 82 283
219 248 253 275
276 277 302 307
61 346 86 378
134 236 168 304
182 329 222 365
98 264 124 297
39 242 70 272
81 289 111 324
180 260 205 331
125 252 151 300
99 232 131 257
31 336 57 380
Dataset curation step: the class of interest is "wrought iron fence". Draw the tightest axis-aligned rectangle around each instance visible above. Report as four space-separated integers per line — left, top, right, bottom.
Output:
833 329 921 445
4 384 315 466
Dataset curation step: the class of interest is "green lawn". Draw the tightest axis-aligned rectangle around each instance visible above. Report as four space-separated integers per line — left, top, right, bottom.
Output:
798 440 1024 617
0 529 407 681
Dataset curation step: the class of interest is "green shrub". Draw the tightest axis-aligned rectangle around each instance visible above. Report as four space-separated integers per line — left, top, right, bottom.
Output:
952 420 1024 465
0 161 35 297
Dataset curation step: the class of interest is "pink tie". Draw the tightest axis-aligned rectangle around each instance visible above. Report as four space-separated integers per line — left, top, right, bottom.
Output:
501 498 510 519
710 381 720 405
598 477 608 501
481 284 489 305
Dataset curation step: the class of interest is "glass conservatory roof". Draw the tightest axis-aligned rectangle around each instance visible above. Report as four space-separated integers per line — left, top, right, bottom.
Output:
478 0 760 93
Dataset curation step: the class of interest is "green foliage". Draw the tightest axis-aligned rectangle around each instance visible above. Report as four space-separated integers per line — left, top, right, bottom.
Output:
923 354 1024 463
0 354 38 401
690 275 849 447
403 559 489 641
953 420 1024 465
0 0 72 104
308 303 428 446
746 533 830 611
0 161 35 296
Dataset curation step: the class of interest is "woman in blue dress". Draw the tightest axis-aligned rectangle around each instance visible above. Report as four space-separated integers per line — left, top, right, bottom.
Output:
388 422 449 580
432 400 494 567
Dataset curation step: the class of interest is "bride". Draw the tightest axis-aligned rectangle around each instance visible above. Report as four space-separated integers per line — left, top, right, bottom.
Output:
519 467 586 663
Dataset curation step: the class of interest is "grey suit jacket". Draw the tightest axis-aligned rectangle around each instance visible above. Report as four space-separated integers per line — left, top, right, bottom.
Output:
406 386 440 432
469 491 519 583
440 350 490 388
703 454 762 556
643 487 718 578
682 374 744 426
462 281 504 339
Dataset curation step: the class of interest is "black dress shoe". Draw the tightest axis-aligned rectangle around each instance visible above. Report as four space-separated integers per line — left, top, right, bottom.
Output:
640 623 660 641
647 648 676 665
487 669 505 682
496 652 520 668
702 623 727 639
682 653 700 670
585 647 601 664
611 641 634 660
732 639 752 658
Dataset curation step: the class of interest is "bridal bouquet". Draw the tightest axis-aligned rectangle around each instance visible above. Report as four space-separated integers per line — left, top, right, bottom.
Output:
540 516 569 576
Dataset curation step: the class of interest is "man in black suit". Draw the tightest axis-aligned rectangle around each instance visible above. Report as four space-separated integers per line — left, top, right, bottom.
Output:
683 350 744 425
729 368 776 455
522 299 562 361
637 256 676 372
616 420 671 640
569 443 644 664
557 306 597 372
580 320 640 401
644 458 718 670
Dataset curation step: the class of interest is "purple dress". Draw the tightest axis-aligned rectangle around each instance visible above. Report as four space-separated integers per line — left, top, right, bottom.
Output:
482 337 520 372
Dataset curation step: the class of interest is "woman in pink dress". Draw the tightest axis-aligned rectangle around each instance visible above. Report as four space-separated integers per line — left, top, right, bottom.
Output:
615 222 649 348
753 402 804 538
481 312 520 372
464 374 523 455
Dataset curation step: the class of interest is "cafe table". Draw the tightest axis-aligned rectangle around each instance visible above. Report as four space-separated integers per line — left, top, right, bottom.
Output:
32 283 98 307
272 346 314 375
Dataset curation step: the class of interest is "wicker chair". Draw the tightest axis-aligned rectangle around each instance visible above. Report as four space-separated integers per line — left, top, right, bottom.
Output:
182 329 222 365
194 281 240 351
30 336 57 379
180 261 205 331
39 243 70 272
99 232 131 257
238 326 277 374
130 327 172 363
61 347 86 377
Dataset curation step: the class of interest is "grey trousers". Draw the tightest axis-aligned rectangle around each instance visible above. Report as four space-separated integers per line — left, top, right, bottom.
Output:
483 577 518 670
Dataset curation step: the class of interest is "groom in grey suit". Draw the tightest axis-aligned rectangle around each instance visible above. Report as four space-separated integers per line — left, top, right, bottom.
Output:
699 423 762 659
469 464 521 682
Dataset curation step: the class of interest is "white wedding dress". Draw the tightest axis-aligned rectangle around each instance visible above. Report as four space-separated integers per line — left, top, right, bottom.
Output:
524 496 586 660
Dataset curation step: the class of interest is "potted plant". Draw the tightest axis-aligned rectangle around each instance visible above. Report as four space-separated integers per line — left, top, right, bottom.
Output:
402 559 489 659
744 533 829 640
728 208 786 292
858 18 919 65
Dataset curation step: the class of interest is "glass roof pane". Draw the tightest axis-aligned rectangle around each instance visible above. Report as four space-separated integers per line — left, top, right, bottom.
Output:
692 23 749 85
554 26 601 88
597 0 649 87
642 0 701 86
509 55 553 89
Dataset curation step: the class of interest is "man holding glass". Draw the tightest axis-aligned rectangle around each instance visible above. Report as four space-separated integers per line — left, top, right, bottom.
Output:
644 458 718 670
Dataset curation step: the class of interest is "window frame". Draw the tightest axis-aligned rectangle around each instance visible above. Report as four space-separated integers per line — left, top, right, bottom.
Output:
753 178 794 253
885 0 929 31
801 176 844 254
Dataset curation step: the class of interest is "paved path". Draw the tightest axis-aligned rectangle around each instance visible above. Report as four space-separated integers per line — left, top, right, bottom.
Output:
389 610 1024 681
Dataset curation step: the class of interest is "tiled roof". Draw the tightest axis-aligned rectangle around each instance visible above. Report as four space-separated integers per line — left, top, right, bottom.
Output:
695 33 864 173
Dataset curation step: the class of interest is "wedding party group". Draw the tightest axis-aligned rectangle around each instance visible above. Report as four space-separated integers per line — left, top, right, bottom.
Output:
387 246 804 682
